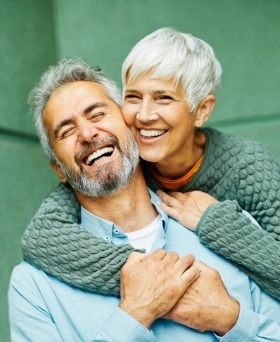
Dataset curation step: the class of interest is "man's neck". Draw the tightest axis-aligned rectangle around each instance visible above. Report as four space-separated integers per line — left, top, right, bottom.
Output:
75 167 158 233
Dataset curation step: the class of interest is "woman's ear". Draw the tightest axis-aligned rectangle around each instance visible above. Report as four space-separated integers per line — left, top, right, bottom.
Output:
194 95 216 127
51 161 68 183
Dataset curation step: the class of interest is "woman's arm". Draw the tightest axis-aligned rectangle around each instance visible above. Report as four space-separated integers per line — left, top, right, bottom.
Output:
156 142 280 300
196 144 280 299
157 189 280 299
21 183 136 295
196 199 280 299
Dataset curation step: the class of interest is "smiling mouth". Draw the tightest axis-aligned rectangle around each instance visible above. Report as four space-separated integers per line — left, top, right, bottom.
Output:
140 129 166 138
84 146 114 166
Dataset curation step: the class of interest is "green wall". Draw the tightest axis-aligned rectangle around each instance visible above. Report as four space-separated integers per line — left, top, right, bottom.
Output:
0 1 58 341
1 0 280 340
53 0 280 155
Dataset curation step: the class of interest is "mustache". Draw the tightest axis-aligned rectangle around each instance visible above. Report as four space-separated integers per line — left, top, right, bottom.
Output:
74 135 120 165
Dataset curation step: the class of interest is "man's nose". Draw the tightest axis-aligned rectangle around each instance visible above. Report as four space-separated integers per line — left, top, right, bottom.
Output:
78 121 99 143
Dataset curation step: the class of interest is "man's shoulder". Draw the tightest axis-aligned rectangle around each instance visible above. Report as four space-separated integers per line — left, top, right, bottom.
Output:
8 260 50 306
12 260 40 273
10 260 45 286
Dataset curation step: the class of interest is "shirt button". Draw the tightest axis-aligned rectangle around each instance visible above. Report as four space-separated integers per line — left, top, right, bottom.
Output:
114 228 120 235
104 236 110 241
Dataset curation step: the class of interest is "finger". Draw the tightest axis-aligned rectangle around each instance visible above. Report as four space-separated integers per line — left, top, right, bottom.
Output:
181 264 200 288
193 260 222 281
157 200 180 218
168 191 188 201
172 254 195 274
162 251 180 264
150 248 168 260
126 250 166 268
193 260 213 272
156 190 180 206
126 251 149 265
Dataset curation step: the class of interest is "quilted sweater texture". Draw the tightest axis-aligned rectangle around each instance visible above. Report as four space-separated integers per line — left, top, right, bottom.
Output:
21 128 280 299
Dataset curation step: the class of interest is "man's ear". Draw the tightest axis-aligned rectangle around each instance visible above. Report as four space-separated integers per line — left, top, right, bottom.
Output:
194 94 216 127
51 161 67 183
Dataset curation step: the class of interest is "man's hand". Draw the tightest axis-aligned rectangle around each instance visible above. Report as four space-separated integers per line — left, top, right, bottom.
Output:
119 249 200 328
164 260 240 336
157 190 218 231
125 251 149 264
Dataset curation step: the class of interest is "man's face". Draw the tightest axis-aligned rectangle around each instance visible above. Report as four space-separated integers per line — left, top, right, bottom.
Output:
43 81 139 197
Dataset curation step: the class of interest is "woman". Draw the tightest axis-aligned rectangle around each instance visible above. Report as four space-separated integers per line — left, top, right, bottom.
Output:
22 28 280 299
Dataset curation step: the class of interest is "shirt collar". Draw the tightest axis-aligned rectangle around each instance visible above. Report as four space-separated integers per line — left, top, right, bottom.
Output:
80 188 168 240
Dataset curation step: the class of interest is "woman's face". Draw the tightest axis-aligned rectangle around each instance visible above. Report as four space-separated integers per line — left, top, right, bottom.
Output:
122 74 200 165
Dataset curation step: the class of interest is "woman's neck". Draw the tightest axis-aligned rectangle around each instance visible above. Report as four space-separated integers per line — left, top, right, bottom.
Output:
154 130 206 179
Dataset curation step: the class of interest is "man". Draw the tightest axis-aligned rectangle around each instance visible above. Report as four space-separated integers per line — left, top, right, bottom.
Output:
9 58 280 341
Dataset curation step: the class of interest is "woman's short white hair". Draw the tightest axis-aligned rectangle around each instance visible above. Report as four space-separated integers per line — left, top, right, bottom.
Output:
29 58 122 162
122 27 222 112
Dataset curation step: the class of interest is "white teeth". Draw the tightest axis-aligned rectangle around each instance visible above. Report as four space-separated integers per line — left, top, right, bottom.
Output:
140 129 166 137
86 147 113 165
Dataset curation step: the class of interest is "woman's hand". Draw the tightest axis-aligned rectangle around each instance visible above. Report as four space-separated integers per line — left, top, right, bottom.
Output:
156 190 218 231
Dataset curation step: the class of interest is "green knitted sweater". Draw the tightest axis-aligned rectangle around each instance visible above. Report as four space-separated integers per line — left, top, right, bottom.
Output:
21 128 280 299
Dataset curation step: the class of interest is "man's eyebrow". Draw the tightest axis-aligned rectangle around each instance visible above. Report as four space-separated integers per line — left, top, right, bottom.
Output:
53 102 109 138
54 119 74 138
84 102 109 114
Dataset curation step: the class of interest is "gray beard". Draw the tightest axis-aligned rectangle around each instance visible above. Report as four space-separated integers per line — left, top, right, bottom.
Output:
55 129 139 198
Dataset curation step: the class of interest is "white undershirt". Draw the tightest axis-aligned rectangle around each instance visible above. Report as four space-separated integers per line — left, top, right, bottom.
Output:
125 215 162 252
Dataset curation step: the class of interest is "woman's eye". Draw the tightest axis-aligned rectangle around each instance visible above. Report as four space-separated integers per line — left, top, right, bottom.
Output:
124 94 141 102
156 95 174 103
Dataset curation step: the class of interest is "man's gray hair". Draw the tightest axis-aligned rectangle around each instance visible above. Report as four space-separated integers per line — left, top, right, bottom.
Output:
29 58 122 161
122 27 222 112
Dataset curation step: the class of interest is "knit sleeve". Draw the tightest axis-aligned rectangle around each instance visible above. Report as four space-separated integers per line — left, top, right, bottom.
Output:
196 143 280 300
21 183 135 296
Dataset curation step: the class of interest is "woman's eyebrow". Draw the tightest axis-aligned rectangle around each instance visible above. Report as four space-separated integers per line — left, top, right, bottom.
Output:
125 89 174 95
124 89 140 94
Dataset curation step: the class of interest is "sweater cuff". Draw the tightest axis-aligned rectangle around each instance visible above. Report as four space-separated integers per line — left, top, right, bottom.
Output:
196 200 242 238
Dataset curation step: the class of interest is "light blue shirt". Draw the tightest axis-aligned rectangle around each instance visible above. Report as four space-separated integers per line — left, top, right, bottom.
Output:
8 190 280 341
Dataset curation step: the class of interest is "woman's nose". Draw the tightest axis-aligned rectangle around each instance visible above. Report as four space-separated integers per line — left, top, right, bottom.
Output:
136 101 158 122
